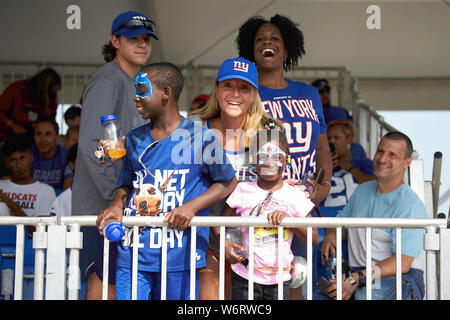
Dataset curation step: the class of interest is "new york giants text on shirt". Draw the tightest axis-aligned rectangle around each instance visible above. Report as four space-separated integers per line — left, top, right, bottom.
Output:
262 96 320 179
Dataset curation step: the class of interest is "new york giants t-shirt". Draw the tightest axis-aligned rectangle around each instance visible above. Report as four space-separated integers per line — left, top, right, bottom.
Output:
116 117 236 272
258 79 327 180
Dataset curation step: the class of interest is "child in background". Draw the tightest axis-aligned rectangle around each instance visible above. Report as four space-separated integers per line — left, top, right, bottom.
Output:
63 126 79 150
50 142 77 218
96 62 237 300
220 127 318 300
58 105 81 149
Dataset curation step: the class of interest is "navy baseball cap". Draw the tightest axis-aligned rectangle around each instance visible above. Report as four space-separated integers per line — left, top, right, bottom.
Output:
216 57 258 89
111 10 158 40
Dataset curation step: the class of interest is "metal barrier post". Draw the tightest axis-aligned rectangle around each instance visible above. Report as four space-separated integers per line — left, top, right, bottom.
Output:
366 227 372 300
219 226 225 300
13 224 25 300
306 226 313 300
33 224 47 300
277 227 283 300
67 224 83 300
395 228 402 300
190 226 197 300
132 225 140 300
161 225 168 300
45 225 67 300
424 226 439 300
102 237 110 300
439 228 450 299
248 226 254 300
336 227 343 300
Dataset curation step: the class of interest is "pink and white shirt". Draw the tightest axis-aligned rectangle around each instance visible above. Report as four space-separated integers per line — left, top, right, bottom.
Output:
226 180 314 285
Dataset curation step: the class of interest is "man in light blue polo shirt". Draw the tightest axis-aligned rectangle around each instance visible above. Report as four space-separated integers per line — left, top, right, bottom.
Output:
316 131 427 300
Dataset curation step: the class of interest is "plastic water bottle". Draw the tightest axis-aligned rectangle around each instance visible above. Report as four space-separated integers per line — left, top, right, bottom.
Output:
103 220 124 242
225 228 248 258
100 114 126 159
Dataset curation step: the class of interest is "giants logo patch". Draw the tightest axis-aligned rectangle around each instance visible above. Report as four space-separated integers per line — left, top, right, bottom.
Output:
233 61 249 73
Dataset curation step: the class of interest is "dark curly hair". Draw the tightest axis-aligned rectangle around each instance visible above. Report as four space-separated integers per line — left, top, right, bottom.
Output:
236 14 305 72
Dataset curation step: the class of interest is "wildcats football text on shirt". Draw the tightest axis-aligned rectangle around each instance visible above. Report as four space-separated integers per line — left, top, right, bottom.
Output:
1 191 38 209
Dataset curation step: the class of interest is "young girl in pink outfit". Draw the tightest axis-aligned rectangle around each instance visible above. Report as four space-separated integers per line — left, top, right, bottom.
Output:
221 126 318 300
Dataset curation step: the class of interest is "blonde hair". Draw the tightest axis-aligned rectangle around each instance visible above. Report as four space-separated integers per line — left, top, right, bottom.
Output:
327 119 355 138
190 85 283 148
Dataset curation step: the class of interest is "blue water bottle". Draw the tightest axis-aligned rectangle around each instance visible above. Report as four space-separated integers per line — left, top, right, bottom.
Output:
103 220 124 242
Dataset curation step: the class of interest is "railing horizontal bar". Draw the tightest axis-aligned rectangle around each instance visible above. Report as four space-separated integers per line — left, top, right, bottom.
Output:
0 216 57 225
1 216 443 230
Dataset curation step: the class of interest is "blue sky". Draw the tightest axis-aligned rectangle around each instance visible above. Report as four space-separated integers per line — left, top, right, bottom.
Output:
378 110 450 216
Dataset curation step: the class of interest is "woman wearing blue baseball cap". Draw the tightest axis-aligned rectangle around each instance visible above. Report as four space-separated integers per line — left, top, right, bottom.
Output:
190 57 282 299
236 14 333 299
72 10 158 300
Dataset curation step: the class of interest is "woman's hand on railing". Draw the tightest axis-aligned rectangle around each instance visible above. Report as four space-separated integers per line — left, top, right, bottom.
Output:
224 240 246 264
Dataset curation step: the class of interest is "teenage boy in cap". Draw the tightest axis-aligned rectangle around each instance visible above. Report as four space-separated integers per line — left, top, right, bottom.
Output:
97 62 237 300
311 79 350 125
71 10 158 300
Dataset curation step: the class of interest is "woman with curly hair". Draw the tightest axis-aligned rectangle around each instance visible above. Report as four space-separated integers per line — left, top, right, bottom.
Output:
190 57 283 299
236 14 332 204
236 14 333 298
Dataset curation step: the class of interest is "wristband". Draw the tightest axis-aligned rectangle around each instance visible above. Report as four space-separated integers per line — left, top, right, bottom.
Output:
357 271 366 287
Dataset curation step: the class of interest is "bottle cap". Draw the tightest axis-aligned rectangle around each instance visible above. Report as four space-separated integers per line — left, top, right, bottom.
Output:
100 114 118 124
104 222 124 242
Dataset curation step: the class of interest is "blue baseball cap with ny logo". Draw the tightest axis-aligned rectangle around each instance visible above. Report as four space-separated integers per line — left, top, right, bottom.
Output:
216 57 258 89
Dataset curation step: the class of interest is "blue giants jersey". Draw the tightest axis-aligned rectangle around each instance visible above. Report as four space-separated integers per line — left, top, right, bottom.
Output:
116 117 236 272
258 79 327 180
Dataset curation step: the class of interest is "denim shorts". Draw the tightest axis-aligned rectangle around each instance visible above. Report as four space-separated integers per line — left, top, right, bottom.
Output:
313 274 421 300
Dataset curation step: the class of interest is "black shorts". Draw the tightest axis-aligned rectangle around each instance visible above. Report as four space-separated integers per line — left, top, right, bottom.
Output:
79 226 117 284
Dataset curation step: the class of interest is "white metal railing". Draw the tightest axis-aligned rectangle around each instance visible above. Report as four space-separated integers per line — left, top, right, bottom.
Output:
0 215 447 300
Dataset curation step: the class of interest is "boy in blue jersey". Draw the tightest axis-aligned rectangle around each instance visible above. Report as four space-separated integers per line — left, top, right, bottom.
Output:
96 62 237 300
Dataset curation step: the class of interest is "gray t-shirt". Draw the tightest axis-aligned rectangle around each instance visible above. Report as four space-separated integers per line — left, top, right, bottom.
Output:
72 61 148 215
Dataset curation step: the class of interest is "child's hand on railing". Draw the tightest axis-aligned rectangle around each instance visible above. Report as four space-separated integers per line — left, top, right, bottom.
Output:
267 210 289 227
97 205 124 235
164 204 195 231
